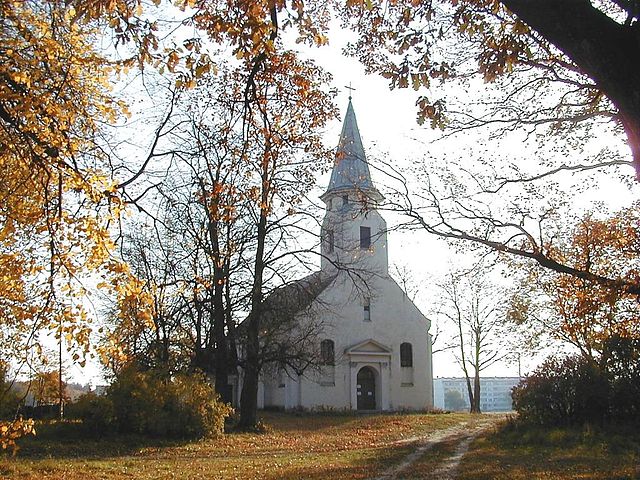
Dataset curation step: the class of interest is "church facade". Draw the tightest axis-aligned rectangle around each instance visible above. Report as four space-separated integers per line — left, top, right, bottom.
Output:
257 99 433 411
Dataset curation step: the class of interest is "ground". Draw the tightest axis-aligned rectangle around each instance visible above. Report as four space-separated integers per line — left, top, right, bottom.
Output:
1 412 638 479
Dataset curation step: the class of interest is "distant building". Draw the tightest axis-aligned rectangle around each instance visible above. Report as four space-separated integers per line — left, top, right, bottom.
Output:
433 377 520 412
92 385 109 396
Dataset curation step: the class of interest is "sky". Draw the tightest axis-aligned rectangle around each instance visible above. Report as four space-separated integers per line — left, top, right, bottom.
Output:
63 13 639 386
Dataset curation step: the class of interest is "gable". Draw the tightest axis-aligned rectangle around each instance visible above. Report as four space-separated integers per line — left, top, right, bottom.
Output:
345 339 392 356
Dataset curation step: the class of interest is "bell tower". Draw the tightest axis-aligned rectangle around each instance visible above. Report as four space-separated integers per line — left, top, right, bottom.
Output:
320 98 388 275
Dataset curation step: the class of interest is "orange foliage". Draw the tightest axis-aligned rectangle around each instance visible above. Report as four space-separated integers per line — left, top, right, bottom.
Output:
0 417 35 456
1 0 337 367
515 204 640 359
550 206 640 354
0 0 130 366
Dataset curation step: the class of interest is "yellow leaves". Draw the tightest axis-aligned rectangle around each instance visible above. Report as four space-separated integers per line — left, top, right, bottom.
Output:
0 219 15 243
0 418 35 456
533 204 640 350
177 0 198 9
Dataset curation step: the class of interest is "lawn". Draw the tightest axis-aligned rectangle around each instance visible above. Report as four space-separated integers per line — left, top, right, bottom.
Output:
0 411 474 480
456 418 640 480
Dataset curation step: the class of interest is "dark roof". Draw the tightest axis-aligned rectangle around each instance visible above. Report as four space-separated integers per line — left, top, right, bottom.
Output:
321 99 381 200
260 271 335 321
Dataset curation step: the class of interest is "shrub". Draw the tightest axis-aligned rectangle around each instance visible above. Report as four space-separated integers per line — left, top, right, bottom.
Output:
0 389 21 421
512 355 608 426
68 368 233 439
67 392 115 433
602 335 640 421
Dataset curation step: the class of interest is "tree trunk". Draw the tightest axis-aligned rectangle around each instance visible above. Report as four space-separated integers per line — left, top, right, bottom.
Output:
499 0 640 179
238 312 260 429
213 275 229 402
472 367 481 413
211 215 229 402
238 167 269 429
454 294 476 413
201 174 231 403
225 255 239 371
470 329 482 413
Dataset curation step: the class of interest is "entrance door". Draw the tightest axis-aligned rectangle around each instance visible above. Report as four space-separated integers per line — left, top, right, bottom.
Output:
356 367 376 410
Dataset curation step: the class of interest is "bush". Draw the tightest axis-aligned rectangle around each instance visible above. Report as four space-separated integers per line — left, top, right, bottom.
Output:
67 392 115 433
513 339 640 427
68 368 233 439
602 335 640 421
512 355 609 426
0 389 21 421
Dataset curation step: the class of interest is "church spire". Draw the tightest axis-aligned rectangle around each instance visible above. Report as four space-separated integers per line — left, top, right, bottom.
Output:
321 99 381 201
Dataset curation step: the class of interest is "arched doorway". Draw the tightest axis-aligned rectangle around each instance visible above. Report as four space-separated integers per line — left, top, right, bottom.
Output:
356 366 376 410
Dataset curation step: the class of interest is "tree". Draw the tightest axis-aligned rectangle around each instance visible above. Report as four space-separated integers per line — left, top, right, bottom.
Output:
1 0 340 440
506 204 640 364
496 0 640 177
342 0 639 178
32 370 69 406
438 271 507 413
444 389 467 411
0 0 132 376
109 75 255 399
234 51 336 429
333 0 640 333
103 221 191 377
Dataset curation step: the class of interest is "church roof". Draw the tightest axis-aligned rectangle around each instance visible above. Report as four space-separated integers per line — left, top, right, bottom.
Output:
321 99 381 200
259 271 335 323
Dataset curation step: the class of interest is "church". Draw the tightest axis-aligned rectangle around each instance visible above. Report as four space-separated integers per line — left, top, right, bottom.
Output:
255 98 433 411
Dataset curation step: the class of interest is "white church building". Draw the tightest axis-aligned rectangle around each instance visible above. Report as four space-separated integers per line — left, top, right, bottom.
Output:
255 98 434 411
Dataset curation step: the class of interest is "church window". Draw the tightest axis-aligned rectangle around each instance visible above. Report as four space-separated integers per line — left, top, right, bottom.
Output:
320 339 335 365
342 194 349 206
400 342 413 367
328 198 333 210
326 229 334 253
360 226 371 249
363 298 371 321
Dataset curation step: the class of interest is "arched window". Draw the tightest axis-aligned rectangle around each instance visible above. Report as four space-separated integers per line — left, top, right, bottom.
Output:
320 339 335 365
400 342 413 367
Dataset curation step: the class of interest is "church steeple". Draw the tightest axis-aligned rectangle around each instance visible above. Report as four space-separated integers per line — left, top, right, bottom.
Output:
321 99 381 203
320 98 388 275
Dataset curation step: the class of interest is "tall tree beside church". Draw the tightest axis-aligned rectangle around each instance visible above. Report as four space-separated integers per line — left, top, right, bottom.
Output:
438 272 507 413
235 51 336 429
160 73 254 399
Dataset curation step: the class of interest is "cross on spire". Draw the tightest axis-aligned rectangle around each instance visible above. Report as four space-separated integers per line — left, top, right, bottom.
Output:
344 83 356 100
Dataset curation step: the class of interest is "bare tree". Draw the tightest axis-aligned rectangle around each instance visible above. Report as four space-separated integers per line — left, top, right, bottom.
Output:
378 157 640 299
438 270 508 413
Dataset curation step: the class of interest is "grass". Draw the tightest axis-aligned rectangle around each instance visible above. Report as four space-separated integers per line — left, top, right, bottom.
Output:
457 417 640 480
0 411 474 480
9 412 635 479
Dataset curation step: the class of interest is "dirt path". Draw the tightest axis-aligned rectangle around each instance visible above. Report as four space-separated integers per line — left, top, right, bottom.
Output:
370 415 503 480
